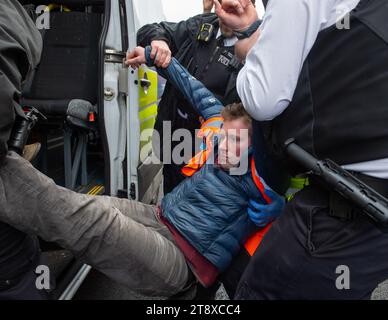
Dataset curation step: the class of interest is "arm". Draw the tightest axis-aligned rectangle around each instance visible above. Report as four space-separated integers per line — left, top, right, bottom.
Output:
149 48 222 120
137 14 206 56
0 72 17 163
0 0 42 163
137 14 211 68
126 45 223 119
214 0 261 60
143 46 223 120
248 189 285 227
137 21 178 54
238 0 337 121
234 28 260 61
247 168 285 227
216 0 338 121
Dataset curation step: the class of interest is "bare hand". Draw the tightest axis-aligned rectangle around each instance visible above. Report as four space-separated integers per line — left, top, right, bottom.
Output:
214 0 258 31
125 46 146 69
150 40 172 68
203 0 214 13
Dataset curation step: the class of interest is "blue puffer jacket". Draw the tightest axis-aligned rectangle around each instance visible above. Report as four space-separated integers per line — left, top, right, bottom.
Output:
145 47 277 272
162 162 261 272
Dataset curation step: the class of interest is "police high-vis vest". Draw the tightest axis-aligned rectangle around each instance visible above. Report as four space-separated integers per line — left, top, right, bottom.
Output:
267 0 388 170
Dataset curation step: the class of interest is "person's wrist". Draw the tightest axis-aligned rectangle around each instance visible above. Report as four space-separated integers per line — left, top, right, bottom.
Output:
234 15 260 32
233 19 262 40
233 3 258 32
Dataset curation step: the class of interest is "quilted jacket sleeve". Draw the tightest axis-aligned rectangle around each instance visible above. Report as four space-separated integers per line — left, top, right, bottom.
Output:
144 46 223 121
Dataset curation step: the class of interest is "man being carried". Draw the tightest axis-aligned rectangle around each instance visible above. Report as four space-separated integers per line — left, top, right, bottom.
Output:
123 45 284 290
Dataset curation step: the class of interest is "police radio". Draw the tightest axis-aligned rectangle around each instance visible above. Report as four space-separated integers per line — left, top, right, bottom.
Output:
197 23 214 42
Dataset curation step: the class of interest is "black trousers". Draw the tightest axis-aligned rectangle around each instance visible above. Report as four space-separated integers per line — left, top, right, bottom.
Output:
235 184 388 300
0 268 48 300
0 271 49 300
194 249 251 300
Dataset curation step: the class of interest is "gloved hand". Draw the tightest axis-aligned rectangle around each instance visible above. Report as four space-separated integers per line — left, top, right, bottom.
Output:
248 189 285 227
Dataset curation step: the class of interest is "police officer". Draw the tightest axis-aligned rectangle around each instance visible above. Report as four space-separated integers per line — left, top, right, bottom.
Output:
137 0 256 194
216 0 388 299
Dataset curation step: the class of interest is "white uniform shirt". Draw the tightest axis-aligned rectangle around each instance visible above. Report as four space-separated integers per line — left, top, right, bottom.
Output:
237 0 388 178
216 29 238 47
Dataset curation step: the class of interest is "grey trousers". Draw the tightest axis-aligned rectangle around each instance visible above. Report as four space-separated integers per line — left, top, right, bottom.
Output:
0 152 189 297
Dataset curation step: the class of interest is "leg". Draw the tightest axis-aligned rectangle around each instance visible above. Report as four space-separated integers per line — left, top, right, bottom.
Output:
220 249 251 298
235 184 388 300
0 227 43 300
0 152 189 296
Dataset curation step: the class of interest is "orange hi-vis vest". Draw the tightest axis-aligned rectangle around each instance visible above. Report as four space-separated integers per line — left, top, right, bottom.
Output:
244 158 273 256
181 116 224 177
182 117 273 257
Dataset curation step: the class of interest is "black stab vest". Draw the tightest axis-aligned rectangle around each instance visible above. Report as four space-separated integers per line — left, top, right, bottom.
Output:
267 0 388 170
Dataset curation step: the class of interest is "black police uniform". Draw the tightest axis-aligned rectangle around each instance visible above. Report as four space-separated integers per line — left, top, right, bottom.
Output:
0 0 45 300
236 0 388 300
137 14 242 194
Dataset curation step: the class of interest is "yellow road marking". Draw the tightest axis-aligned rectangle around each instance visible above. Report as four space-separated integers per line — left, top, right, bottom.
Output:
87 185 104 195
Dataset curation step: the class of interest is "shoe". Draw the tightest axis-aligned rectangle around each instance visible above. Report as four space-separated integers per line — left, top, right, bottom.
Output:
22 143 41 162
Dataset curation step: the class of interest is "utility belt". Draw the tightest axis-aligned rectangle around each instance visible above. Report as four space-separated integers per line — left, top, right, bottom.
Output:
310 172 388 222
285 140 388 229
